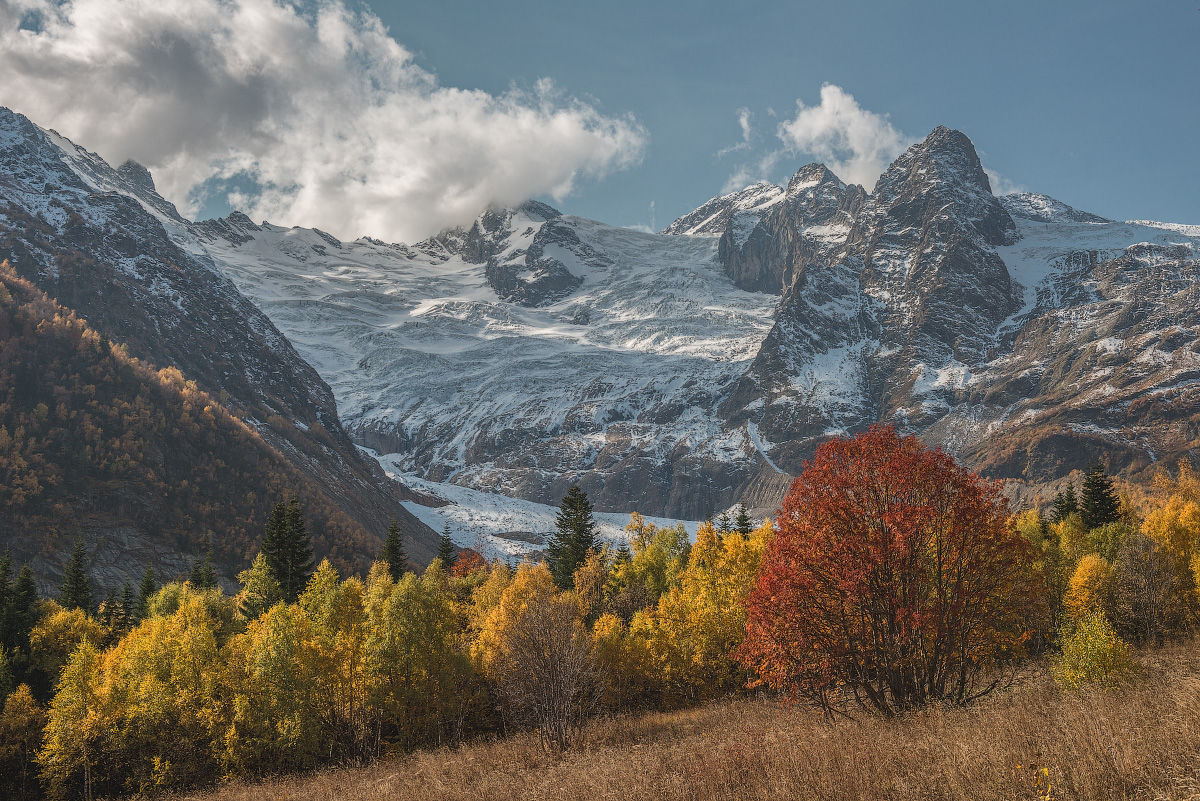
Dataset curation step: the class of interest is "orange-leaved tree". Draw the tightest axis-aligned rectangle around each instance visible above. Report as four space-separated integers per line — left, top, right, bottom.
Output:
737 426 1042 717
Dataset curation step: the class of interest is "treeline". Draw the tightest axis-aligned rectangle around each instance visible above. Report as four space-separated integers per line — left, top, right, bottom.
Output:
0 488 771 799
2 428 1199 799
0 260 378 578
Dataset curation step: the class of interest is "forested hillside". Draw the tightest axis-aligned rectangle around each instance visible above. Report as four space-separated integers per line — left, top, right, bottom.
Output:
0 260 384 588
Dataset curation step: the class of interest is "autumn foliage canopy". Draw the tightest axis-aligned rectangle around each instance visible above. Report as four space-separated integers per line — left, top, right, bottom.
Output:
737 426 1041 716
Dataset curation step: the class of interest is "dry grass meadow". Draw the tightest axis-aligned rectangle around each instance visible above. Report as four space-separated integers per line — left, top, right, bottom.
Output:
173 640 1200 801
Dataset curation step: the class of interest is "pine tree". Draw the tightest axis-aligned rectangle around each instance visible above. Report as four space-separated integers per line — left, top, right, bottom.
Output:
1080 461 1120 531
135 565 157 623
9 565 39 655
547 485 599 590
189 545 217 590
380 518 409 581
735 504 753 536
1052 483 1079 523
0 549 12 651
59 539 94 615
436 524 456 568
118 580 135 634
716 511 733 534
261 498 314 603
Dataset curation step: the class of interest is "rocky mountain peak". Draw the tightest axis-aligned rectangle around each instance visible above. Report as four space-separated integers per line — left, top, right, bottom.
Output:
786 163 843 195
116 159 156 194
857 126 1017 251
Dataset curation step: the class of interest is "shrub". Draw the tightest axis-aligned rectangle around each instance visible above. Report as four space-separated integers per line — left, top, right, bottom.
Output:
1051 611 1139 691
738 426 1043 717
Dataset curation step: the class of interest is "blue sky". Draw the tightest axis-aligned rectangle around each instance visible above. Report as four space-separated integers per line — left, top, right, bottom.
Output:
3 0 1196 239
380 0 1199 229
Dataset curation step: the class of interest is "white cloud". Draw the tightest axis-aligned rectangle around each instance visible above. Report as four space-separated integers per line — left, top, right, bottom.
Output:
983 167 1026 196
0 0 647 241
715 107 753 158
775 84 911 189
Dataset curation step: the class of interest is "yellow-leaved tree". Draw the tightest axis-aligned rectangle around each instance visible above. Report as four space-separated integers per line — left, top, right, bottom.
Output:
621 519 772 704
364 560 475 750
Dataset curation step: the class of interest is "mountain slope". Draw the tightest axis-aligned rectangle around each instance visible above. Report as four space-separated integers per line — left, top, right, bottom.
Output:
0 108 439 580
0 262 389 592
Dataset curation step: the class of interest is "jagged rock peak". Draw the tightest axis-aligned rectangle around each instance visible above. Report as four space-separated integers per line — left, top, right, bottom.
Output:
878 126 995 194
117 159 156 194
1000 192 1111 224
516 199 562 222
786 163 844 195
866 126 1017 248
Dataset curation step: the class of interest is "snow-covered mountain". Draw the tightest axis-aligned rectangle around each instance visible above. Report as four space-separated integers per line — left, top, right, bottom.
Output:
3 106 1197 531
197 202 784 519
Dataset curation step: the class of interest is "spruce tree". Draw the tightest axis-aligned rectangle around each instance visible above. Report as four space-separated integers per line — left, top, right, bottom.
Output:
735 504 753 536
1051 483 1079 523
10 565 39 655
189 545 217 590
1080 461 1120 531
436 524 456 568
716 511 733 534
119 580 135 634
0 549 12 651
547 485 599 590
59 538 94 614
380 518 409 581
135 565 157 623
262 498 314 603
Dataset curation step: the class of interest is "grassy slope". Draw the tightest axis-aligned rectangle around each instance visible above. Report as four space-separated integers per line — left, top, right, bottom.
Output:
174 639 1200 801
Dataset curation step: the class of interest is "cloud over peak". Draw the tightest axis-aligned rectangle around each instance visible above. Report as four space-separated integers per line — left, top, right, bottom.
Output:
776 84 912 190
0 0 647 241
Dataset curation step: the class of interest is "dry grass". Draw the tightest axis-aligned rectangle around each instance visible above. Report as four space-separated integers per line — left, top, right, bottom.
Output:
174 640 1200 801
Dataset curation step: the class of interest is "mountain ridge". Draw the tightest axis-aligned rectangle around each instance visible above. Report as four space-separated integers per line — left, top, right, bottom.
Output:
3 110 1197 540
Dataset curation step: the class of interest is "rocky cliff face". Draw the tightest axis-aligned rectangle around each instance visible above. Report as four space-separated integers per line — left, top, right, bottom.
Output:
0 108 438 591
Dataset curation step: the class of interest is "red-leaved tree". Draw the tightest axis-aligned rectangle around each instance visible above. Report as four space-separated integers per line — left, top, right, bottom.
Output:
737 426 1042 716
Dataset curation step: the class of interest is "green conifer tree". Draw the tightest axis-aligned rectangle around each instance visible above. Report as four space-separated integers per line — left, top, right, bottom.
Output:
735 504 753 536
189 545 217 590
436 524 456 568
262 498 314 603
134 565 157 623
58 539 94 615
1080 461 1120 531
0 549 12 651
118 580 135 634
547 485 599 590
1052 483 1079 523
380 518 409 581
716 510 733 534
10 565 39 655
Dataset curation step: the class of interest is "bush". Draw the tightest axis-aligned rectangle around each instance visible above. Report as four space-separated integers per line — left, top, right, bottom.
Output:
1051 611 1139 691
